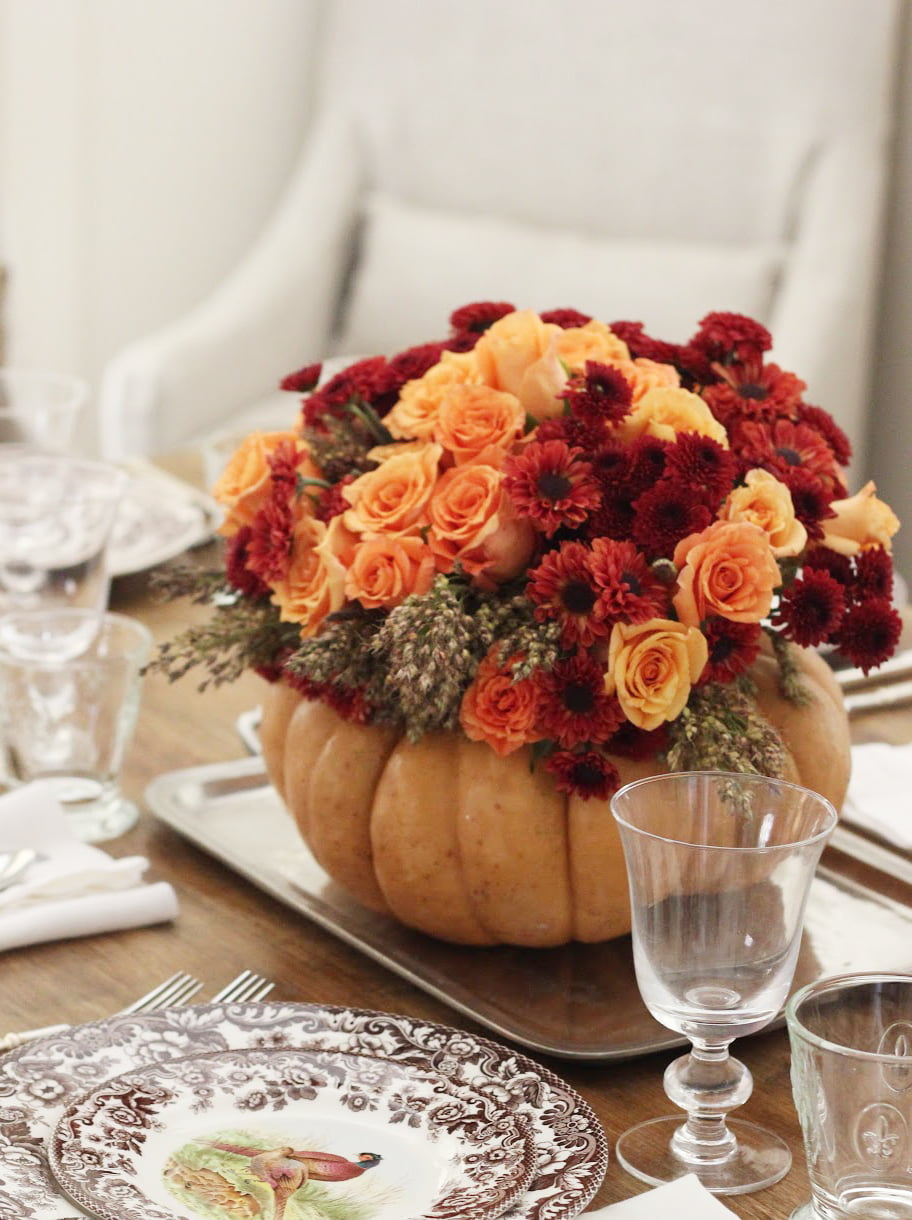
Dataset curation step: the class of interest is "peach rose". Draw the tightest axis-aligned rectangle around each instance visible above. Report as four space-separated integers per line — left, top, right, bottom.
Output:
342 442 442 538
618 386 729 447
385 351 483 439
433 384 526 464
627 357 681 404
606 618 709 731
427 461 534 584
553 319 631 370
459 648 540 756
673 520 781 627
212 430 316 536
343 534 436 610
820 480 900 556
270 514 346 636
473 310 567 419
720 468 807 558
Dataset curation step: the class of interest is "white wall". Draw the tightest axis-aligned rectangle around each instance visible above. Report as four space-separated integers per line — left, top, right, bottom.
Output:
0 0 321 447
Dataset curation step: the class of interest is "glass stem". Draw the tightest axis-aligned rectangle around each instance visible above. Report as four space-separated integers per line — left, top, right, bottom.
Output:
663 1038 754 1166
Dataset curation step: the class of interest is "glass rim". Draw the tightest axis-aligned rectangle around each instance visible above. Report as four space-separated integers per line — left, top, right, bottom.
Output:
0 367 89 395
785 971 912 1059
0 447 128 495
609 769 838 852
0 608 152 662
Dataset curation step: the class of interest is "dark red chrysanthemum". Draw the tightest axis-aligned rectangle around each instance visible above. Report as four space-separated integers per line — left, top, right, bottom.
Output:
698 618 763 684
314 473 354 523
589 537 670 623
442 331 482 353
700 357 806 428
302 356 389 425
539 307 594 329
564 360 633 425
662 432 737 504
852 546 894 602
526 541 608 647
535 652 624 748
605 720 669 761
732 418 843 492
587 492 635 542
545 747 621 801
802 546 853 586
608 320 683 367
279 362 322 393
772 569 846 648
534 414 610 454
246 497 295 584
502 439 602 536
834 598 902 674
224 527 270 598
631 482 713 559
449 300 516 334
778 467 837 541
796 403 853 468
284 672 374 724
267 438 307 488
370 342 448 413
690 311 773 364
622 435 670 497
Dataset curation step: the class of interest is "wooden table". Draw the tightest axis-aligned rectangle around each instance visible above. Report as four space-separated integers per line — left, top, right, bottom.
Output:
3 489 911 1217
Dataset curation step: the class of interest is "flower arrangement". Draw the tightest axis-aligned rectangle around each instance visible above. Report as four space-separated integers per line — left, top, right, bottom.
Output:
159 302 901 801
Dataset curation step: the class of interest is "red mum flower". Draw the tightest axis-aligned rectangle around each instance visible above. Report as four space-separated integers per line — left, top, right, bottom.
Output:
608 320 682 367
545 747 620 801
772 569 846 648
535 414 610 453
698 618 763 684
565 361 633 425
623 435 670 497
371 342 448 414
443 331 483 353
224 528 270 598
587 492 635 542
502 439 602 536
267 438 306 488
280 361 322 393
606 720 669 761
589 538 670 623
662 432 737 505
246 497 295 584
779 468 837 542
302 356 389 424
734 418 843 491
700 357 806 428
834 599 903 674
314 473 354 523
852 546 894 602
631 482 713 559
802 545 853 586
284 673 373 724
449 301 516 334
535 652 624 748
526 540 608 648
540 307 594 329
690 311 773 364
797 403 853 467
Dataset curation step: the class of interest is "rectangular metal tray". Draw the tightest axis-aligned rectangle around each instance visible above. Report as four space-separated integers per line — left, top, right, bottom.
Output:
146 756 912 1061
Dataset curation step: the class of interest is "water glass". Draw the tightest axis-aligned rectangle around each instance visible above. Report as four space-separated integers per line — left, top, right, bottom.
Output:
787 973 912 1219
0 609 152 842
0 369 88 450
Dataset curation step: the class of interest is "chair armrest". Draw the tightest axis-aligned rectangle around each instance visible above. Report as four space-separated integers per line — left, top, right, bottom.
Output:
98 108 364 457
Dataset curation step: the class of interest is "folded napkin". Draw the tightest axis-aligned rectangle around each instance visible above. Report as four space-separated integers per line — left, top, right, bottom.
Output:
842 741 912 849
0 784 179 951
588 1174 736 1217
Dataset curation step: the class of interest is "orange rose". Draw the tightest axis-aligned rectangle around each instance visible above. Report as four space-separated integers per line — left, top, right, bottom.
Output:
270 515 346 636
459 648 540 756
627 357 681 404
606 618 709 730
473 309 567 419
343 535 436 610
433 384 526 465
212 430 316 536
553 319 631 370
673 520 781 627
820 480 900 556
385 351 482 439
618 386 729 447
342 442 442 538
720 468 807 558
427 461 534 584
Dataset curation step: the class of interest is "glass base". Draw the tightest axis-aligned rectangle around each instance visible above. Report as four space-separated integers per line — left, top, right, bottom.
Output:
63 796 139 843
615 1115 791 1195
790 1204 815 1218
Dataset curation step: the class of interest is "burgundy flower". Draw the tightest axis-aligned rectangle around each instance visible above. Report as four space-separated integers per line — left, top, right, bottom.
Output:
852 546 893 602
280 362 322 393
526 541 608 647
732 418 843 493
700 358 806 428
589 538 670 623
502 439 602 536
802 545 853 586
545 748 620 801
662 432 737 505
623 435 670 497
302 356 389 425
247 497 295 583
689 311 773 364
449 301 516 334
535 414 611 454
606 720 669 761
314 474 354 523
564 361 633 425
535 651 624 748
772 569 846 648
834 599 903 674
797 403 853 467
608 320 682 368
540 307 593 329
224 528 270 598
699 618 763 684
779 467 836 542
371 342 448 413
631 482 713 559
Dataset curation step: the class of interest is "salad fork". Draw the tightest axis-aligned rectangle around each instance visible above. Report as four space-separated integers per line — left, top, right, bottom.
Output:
211 968 275 1003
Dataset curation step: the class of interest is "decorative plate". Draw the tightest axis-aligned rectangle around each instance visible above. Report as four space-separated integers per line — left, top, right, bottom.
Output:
108 461 219 577
49 1047 536 1220
0 1001 607 1220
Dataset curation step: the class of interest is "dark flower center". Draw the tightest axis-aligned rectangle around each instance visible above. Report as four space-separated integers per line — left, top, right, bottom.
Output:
776 446 802 466
563 681 595 714
738 382 768 400
561 581 597 614
537 471 573 501
710 635 735 662
572 761 603 789
621 569 641 596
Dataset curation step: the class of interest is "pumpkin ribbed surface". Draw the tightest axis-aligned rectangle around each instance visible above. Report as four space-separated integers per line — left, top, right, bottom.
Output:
259 643 850 947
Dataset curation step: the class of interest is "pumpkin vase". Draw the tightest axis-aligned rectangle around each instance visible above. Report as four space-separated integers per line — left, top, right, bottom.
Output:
258 642 851 949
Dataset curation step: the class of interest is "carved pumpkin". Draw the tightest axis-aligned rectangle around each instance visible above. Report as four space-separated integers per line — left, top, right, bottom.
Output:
259 642 850 948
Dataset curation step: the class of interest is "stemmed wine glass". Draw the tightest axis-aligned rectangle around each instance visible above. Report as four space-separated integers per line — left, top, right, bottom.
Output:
610 770 837 1195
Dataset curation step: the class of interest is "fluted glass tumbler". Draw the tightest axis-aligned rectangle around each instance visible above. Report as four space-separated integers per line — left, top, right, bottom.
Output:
0 368 88 450
611 771 837 1195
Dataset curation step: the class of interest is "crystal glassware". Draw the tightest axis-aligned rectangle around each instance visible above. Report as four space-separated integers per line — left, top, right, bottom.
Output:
0 369 88 450
611 770 837 1195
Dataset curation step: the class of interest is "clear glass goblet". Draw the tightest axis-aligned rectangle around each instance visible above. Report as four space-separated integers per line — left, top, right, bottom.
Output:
611 770 837 1195
0 448 128 660
0 369 88 450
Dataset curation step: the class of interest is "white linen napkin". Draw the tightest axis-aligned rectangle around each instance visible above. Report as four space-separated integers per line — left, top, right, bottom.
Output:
587 1174 737 1217
842 741 912 849
0 783 179 951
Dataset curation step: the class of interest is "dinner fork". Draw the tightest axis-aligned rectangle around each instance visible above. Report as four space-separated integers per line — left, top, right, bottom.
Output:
211 968 275 1003
0 969 203 1051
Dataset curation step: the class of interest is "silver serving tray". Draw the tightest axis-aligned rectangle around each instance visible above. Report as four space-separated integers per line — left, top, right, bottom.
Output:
146 757 912 1061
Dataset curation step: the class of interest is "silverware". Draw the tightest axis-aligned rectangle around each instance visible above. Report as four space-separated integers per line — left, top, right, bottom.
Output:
844 677 912 715
832 648 912 692
0 847 38 892
211 968 275 1002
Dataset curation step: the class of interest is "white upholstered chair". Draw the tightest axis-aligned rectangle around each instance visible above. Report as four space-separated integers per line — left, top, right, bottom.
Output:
97 0 902 480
